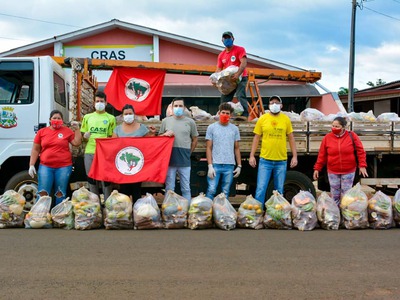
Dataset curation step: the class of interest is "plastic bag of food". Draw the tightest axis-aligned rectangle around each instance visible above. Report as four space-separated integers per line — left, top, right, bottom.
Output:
323 112 349 122
300 108 325 121
237 195 264 229
104 190 133 230
212 193 237 230
51 198 74 230
377 112 400 122
210 66 240 95
360 110 377 122
189 106 212 121
263 191 292 229
72 187 102 230
368 191 392 229
162 190 189 229
24 196 52 229
347 112 364 122
393 189 400 227
316 192 340 230
282 111 301 121
188 193 213 229
340 183 369 229
0 190 26 228
291 191 318 231
227 101 244 116
133 193 162 229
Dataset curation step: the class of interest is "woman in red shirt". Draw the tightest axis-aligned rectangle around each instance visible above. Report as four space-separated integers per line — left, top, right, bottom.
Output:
313 116 368 205
29 110 82 205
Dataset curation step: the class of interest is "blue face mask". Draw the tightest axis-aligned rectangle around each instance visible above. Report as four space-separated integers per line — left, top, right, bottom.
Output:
223 38 233 48
173 107 184 117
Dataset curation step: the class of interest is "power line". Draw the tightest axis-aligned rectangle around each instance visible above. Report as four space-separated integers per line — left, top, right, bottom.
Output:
363 5 400 21
0 12 82 28
0 36 29 41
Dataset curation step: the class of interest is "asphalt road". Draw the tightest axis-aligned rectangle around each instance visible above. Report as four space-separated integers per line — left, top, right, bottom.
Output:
1 228 399 300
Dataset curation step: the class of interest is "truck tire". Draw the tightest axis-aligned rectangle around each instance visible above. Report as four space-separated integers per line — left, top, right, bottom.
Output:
4 171 38 211
266 170 316 202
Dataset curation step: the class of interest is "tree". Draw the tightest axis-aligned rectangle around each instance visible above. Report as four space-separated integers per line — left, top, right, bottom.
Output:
366 78 386 87
338 86 358 95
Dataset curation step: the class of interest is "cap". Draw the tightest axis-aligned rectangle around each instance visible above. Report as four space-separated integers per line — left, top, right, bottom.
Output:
222 31 233 38
269 95 282 103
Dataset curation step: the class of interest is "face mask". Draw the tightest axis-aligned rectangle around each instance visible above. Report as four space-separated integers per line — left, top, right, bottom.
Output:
95 102 106 111
173 107 184 117
332 127 342 135
50 119 63 129
219 114 230 124
123 114 134 124
223 38 233 48
269 103 281 114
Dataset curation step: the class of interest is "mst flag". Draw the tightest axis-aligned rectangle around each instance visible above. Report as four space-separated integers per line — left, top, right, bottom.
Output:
88 136 174 184
104 67 166 115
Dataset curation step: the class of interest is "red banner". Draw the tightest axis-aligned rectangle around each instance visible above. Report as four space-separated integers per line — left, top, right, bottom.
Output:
104 67 166 115
88 136 174 184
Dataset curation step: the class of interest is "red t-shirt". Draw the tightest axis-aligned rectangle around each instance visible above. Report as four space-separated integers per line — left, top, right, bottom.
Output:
34 126 75 168
217 45 248 77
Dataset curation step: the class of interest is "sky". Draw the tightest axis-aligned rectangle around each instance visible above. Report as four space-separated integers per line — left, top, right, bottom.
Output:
0 0 399 92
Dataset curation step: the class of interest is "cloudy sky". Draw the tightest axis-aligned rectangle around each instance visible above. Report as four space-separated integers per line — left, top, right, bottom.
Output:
0 0 399 92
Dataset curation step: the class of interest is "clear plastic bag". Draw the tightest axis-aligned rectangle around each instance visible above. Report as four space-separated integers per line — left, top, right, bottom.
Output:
393 189 400 227
237 195 264 229
24 196 52 229
377 112 400 122
316 192 340 230
282 111 301 122
291 191 318 231
0 190 26 228
210 66 240 95
227 101 244 116
368 191 392 229
340 183 369 229
300 108 325 121
51 198 74 230
104 190 133 230
212 193 237 230
360 110 377 122
188 193 213 230
133 193 162 229
162 190 189 229
263 191 292 230
189 106 212 121
72 187 102 230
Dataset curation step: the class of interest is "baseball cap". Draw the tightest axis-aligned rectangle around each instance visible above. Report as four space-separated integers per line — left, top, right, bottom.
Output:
222 31 233 38
269 95 282 103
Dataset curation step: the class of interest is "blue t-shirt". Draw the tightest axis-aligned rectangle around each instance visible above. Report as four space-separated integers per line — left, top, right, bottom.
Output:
206 122 240 164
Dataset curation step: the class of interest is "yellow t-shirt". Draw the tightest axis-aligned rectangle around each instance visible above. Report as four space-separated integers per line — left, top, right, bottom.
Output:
253 113 293 160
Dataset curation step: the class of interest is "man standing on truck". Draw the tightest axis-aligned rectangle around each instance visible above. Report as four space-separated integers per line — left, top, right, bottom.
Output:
205 103 241 200
215 31 249 118
159 98 198 204
81 91 116 203
249 95 298 205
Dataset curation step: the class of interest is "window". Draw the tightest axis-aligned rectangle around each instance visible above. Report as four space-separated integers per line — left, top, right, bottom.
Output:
53 72 66 107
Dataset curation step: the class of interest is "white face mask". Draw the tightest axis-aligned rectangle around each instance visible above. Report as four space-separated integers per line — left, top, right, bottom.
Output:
95 102 106 111
123 114 134 124
269 103 281 114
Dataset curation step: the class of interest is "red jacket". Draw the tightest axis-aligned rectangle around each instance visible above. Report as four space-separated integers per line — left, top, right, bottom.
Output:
314 130 367 174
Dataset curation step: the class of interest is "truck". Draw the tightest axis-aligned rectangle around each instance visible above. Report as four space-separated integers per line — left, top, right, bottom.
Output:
1 56 398 209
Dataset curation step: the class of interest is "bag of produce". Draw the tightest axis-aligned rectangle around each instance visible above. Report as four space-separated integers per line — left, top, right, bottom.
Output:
299 108 325 121
209 66 240 95
189 106 212 121
104 190 133 230
368 191 392 229
188 193 213 229
72 187 102 230
263 191 292 230
133 193 162 229
212 193 237 230
340 183 369 229
316 192 340 230
24 196 52 229
227 101 244 116
291 191 318 231
393 189 400 227
237 195 264 229
377 112 400 122
0 190 26 228
162 190 189 229
51 198 74 230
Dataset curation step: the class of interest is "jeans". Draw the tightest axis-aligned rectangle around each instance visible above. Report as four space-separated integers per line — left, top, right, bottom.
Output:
255 158 287 205
37 164 72 205
221 76 249 117
165 166 192 203
206 164 234 200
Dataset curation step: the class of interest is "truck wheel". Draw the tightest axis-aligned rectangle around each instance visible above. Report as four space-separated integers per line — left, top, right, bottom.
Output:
266 170 316 203
4 171 38 211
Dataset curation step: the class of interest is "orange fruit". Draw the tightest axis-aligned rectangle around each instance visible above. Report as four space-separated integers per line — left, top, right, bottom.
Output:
243 204 248 209
177 205 182 211
248 204 254 210
256 209 262 214
254 204 260 210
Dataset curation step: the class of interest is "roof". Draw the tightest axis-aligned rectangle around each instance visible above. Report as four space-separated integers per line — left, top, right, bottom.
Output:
340 79 400 102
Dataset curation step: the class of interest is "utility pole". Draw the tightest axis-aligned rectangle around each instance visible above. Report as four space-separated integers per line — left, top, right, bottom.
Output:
348 0 358 113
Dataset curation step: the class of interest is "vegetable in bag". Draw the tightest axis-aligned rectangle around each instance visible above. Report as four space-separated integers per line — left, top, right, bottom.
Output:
368 191 392 229
0 190 26 228
24 196 52 229
340 183 369 229
162 190 189 229
188 193 213 230
263 191 292 230
133 193 162 229
291 191 318 231
316 192 340 230
237 195 264 229
72 187 102 230
51 198 74 230
212 193 237 231
104 190 133 230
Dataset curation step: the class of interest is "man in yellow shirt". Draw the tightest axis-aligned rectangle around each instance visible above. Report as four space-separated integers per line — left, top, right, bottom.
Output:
249 95 298 205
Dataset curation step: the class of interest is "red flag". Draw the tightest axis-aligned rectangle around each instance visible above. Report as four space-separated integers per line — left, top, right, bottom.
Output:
104 67 166 115
88 136 174 184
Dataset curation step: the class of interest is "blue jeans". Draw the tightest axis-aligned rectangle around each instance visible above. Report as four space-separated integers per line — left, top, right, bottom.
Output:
221 77 249 117
255 158 287 205
37 164 72 205
206 164 234 200
165 166 191 203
